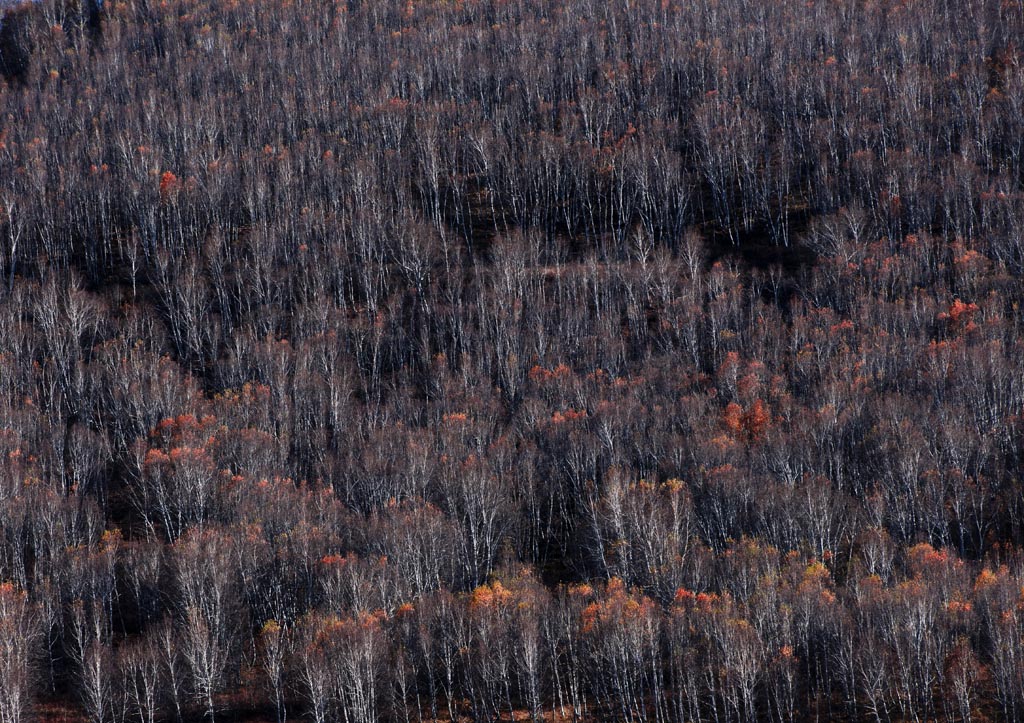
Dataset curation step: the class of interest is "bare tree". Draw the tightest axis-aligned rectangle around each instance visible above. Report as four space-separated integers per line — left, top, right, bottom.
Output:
0 583 37 723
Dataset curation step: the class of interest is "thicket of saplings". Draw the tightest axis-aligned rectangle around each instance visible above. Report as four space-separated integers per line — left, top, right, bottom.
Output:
1 0 1024 722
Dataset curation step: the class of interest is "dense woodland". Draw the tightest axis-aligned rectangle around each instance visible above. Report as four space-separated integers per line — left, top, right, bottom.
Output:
2 0 1024 721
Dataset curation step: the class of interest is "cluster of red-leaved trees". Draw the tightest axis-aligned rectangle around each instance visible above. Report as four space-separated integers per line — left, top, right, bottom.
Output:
2 0 1024 721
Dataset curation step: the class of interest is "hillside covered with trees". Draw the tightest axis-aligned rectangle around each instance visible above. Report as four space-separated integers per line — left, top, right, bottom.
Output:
2 0 1024 721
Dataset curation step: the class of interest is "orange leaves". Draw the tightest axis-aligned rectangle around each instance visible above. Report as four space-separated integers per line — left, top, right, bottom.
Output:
142 448 170 468
945 598 973 616
829 318 855 335
551 408 587 424
147 414 220 469
933 295 984 342
0 580 25 601
441 411 470 425
799 559 832 588
168 446 211 465
157 170 200 202
153 413 219 448
305 609 386 651
794 559 837 607
973 567 1000 593
717 352 773 437
469 579 514 611
579 602 600 634
468 569 549 623
717 351 741 394
671 587 722 615
320 553 352 568
938 298 980 335
954 247 989 271
743 399 771 438
159 170 180 200
143 442 213 476
673 587 696 605
722 399 771 441
568 582 595 600
695 591 723 613
907 542 959 578
579 577 657 636
528 363 574 384
722 402 743 435
213 382 272 410
99 528 123 552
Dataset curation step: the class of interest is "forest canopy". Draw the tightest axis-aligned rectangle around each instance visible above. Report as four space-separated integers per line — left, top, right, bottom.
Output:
1 0 1024 722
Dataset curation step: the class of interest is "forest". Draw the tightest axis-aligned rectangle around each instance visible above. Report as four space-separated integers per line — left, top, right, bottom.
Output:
1 0 1024 721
